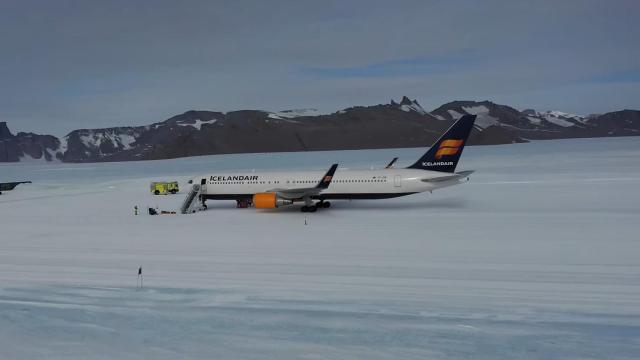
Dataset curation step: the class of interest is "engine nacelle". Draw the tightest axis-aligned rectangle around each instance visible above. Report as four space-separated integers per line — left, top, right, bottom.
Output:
252 192 293 208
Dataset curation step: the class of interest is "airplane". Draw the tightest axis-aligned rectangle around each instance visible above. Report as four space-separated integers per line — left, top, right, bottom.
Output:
190 115 476 212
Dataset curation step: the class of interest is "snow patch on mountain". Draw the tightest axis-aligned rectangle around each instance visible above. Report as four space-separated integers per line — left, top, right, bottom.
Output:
524 110 586 127
546 110 583 120
117 134 138 149
448 109 464 119
461 105 490 116
268 109 320 119
18 153 49 163
527 116 542 125
453 105 500 129
78 130 140 153
176 119 218 130
475 115 499 129
80 132 112 149
543 115 575 127
56 137 68 156
45 148 61 162
399 102 427 115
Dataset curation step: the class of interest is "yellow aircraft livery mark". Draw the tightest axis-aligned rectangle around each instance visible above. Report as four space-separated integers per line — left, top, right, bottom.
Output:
435 139 464 159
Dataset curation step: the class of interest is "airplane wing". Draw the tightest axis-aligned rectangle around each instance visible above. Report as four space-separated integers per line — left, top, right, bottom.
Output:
421 170 474 183
0 181 31 192
268 164 338 200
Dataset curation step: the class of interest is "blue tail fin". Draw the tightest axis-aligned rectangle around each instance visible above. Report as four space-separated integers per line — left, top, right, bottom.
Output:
407 115 476 172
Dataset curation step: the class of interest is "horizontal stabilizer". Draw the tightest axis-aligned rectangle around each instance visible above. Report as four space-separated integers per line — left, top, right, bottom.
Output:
421 170 475 183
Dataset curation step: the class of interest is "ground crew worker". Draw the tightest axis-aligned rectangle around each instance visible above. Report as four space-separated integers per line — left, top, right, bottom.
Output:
137 267 143 288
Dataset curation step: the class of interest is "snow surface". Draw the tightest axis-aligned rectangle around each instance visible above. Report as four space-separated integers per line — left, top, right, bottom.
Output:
1 137 640 359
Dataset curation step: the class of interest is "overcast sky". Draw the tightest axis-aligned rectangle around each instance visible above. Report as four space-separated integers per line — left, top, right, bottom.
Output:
1 0 639 136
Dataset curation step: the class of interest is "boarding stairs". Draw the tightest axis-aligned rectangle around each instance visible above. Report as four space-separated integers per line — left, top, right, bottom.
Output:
180 184 203 214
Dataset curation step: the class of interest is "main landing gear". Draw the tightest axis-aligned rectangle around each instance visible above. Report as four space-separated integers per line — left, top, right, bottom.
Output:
300 205 316 213
300 200 331 212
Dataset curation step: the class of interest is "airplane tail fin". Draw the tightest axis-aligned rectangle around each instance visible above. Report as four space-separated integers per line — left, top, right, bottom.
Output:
407 115 476 173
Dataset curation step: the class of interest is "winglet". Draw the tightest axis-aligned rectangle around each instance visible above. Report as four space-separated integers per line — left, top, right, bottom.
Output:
385 157 398 169
316 164 339 189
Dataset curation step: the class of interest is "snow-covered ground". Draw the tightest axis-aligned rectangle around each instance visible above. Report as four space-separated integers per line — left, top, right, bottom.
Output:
1 137 639 359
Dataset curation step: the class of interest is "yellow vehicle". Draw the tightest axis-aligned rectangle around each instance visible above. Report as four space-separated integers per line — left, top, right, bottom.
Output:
150 181 179 195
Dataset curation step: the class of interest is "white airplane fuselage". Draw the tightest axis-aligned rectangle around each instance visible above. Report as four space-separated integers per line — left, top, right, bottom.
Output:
196 168 464 201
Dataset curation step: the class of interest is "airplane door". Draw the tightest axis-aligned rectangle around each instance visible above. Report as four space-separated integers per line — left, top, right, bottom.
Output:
394 175 402 187
200 178 207 192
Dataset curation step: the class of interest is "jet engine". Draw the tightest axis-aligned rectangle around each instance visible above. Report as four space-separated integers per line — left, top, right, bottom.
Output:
252 192 293 208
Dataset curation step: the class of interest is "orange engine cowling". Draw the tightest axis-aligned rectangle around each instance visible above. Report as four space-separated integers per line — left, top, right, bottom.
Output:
252 192 293 209
253 192 277 208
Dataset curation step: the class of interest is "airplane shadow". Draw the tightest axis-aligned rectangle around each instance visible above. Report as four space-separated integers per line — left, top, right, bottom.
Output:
201 197 467 213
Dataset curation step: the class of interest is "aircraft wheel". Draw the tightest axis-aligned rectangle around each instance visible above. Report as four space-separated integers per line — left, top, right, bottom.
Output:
322 201 331 208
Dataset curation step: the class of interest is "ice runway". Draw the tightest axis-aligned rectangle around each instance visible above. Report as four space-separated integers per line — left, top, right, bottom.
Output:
1 137 640 359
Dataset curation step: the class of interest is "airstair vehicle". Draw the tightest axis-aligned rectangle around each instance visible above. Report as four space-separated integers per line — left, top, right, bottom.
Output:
180 183 206 214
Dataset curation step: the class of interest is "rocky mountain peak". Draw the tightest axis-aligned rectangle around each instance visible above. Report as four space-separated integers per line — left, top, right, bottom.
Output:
1 99 639 163
0 121 13 139
391 96 427 115
399 96 414 106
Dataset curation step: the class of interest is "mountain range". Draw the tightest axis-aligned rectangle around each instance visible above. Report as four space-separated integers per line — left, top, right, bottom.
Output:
1 96 639 163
